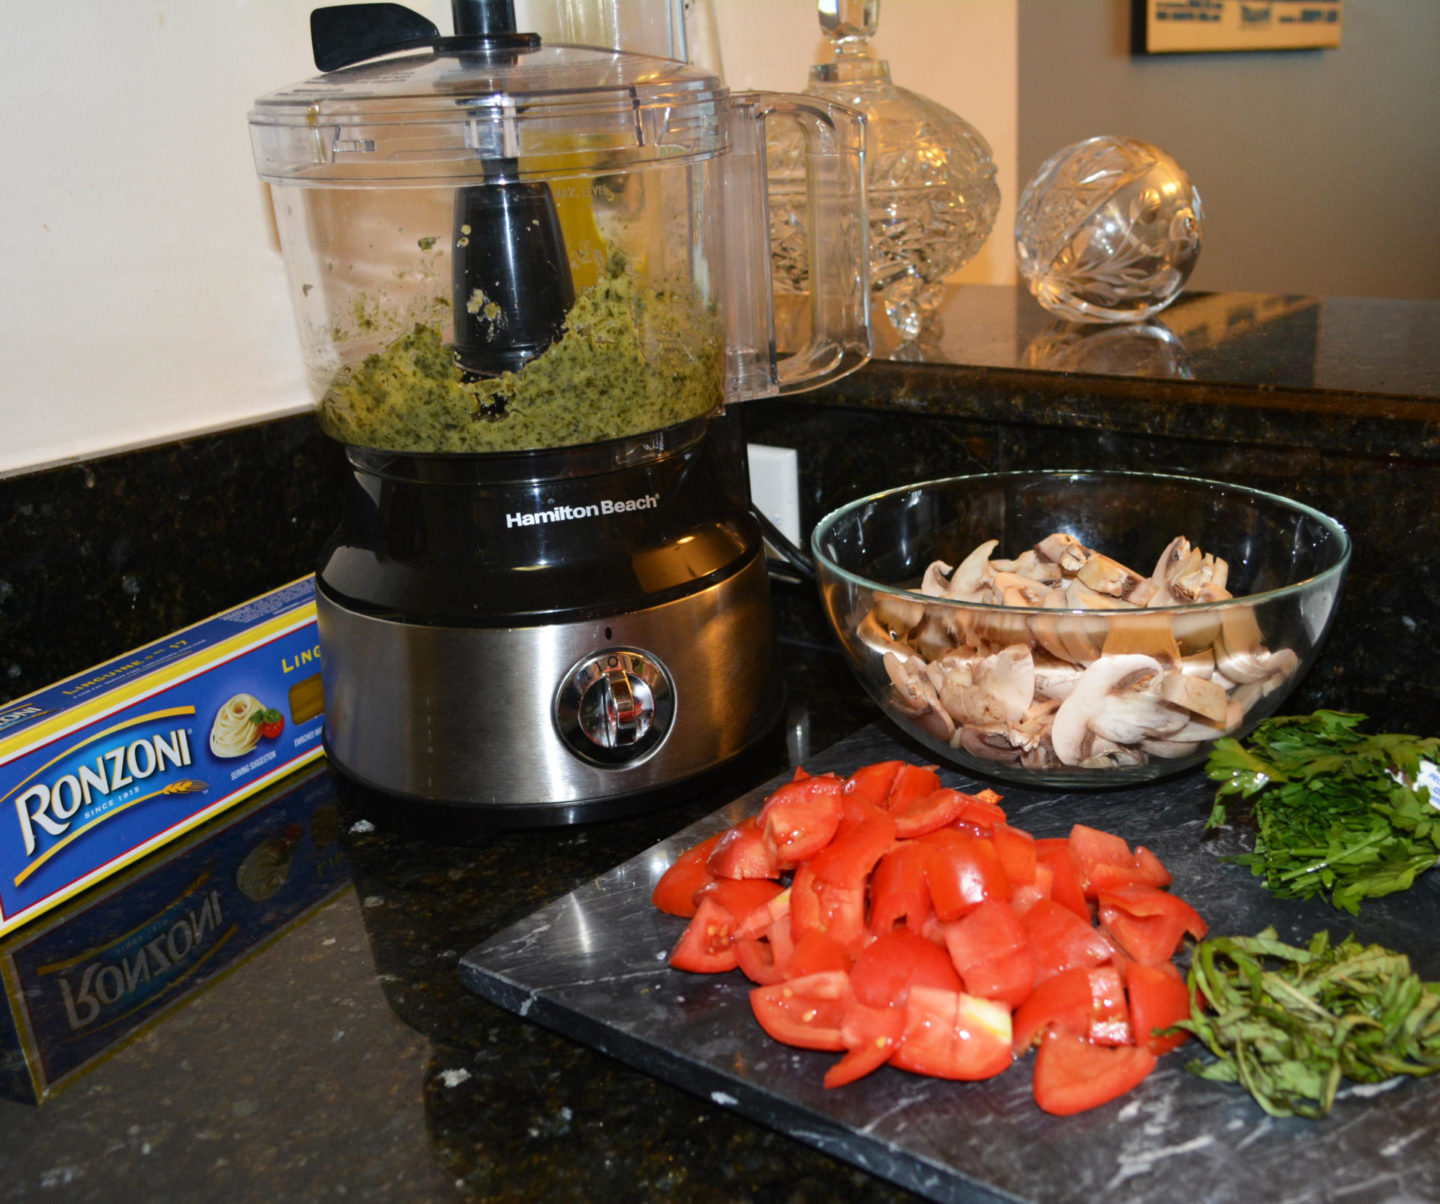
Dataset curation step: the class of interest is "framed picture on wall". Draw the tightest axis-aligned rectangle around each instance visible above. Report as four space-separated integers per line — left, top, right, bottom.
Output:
1132 0 1343 54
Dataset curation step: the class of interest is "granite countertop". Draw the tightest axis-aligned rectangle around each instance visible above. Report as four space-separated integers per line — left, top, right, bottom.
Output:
3 285 1439 1200
0 633 910 1202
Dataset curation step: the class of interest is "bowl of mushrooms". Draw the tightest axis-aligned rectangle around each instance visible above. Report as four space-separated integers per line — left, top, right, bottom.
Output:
811 470 1351 787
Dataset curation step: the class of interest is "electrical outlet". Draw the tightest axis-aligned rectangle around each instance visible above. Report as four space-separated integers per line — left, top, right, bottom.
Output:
746 443 801 547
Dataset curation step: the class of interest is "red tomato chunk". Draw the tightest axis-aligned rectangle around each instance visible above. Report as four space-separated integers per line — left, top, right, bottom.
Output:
656 758 1204 1116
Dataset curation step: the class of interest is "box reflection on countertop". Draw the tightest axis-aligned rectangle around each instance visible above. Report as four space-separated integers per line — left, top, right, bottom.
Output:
0 761 348 1104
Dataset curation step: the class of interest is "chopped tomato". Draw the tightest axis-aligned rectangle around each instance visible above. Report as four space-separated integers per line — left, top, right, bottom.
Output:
891 787 967 838
990 823 1037 886
668 896 741 973
1009 860 1054 917
1011 964 1130 1053
1035 838 1090 920
657 756 1208 1118
790 862 867 952
1125 961 1193 1055
890 986 1014 1081
1020 898 1113 985
1069 824 1172 899
941 900 1035 1009
955 788 1007 831
868 841 932 934
651 832 722 917
697 877 784 924
1098 884 1208 966
1032 1029 1157 1116
850 929 961 1009
807 795 896 887
923 830 1013 921
825 1000 906 1088
884 762 943 812
785 929 851 979
750 971 850 1051
843 760 904 808
758 773 845 868
706 816 780 880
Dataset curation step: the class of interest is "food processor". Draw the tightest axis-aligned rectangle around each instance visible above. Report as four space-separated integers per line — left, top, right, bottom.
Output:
249 0 869 825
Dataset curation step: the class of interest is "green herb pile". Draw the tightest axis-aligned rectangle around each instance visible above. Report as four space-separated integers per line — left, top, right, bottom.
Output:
1204 711 1440 914
1175 928 1440 1118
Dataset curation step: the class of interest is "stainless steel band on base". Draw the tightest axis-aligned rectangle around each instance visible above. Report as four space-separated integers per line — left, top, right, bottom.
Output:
316 551 782 814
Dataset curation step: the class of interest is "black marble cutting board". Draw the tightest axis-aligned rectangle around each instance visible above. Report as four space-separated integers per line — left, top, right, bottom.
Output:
459 726 1440 1204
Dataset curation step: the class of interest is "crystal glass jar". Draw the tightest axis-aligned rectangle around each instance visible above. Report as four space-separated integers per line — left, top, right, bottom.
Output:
769 0 1001 341
1015 136 1204 324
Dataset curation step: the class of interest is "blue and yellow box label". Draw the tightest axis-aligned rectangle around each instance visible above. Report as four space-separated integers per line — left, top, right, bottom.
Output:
0 760 348 1103
0 578 325 937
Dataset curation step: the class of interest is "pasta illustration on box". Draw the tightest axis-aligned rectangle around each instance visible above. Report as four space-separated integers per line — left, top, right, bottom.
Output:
0 578 325 937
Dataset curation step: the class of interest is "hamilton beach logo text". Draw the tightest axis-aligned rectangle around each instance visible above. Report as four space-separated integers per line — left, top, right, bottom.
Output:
506 493 660 528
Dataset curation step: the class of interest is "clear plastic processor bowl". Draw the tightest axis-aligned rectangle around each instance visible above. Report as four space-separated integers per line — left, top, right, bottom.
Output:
811 470 1351 788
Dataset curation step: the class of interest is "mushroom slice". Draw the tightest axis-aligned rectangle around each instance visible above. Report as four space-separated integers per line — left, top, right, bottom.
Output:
1075 552 1151 602
1138 737 1202 761
991 549 1063 589
1056 580 1129 665
1031 589 1082 665
937 643 1035 728
858 610 916 659
1100 611 1182 671
953 724 1025 765
870 593 925 640
1079 737 1149 770
1157 669 1229 723
883 651 956 740
1033 650 1084 701
923 540 999 602
1050 654 1187 766
1035 532 1093 574
1214 606 1273 684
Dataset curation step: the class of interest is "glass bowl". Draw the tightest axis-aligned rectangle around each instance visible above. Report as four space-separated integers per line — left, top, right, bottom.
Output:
810 470 1351 788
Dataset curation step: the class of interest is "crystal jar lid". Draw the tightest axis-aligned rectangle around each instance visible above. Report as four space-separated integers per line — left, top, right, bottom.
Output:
249 41 726 184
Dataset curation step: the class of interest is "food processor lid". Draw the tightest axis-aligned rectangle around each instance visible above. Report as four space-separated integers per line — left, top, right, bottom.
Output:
249 5 728 183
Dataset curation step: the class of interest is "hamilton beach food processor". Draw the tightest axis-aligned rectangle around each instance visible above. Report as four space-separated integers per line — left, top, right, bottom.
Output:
249 1 869 825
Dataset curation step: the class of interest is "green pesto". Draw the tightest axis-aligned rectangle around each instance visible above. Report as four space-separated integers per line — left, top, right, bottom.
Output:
318 254 723 453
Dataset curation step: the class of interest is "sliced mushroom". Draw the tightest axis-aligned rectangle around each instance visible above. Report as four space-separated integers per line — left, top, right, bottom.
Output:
1157 668 1229 723
1033 650 1085 701
884 650 956 740
1050 654 1187 766
1075 552 1151 602
953 724 1025 765
937 643 1034 728
1101 611 1182 670
870 593 924 640
1035 532 1092 573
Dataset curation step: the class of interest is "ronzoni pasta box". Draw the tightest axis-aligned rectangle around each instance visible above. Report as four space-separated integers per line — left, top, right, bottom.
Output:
0 577 325 937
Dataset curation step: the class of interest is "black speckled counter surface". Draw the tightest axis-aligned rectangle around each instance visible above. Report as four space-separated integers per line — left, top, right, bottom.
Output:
1 286 1438 1200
